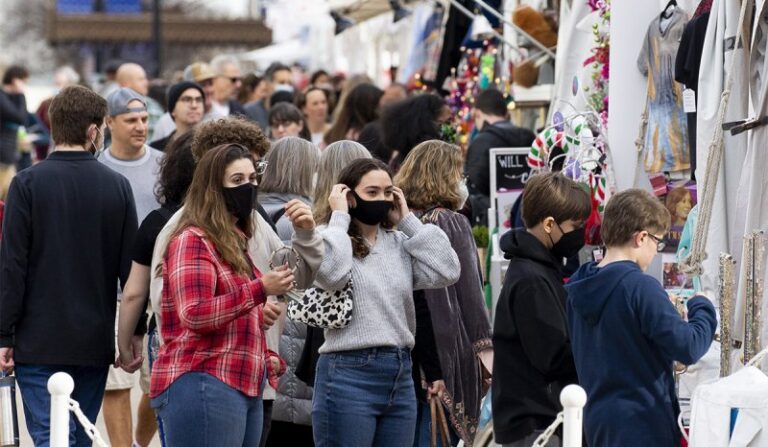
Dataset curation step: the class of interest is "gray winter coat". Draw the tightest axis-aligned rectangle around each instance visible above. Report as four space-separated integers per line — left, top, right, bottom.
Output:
272 318 314 425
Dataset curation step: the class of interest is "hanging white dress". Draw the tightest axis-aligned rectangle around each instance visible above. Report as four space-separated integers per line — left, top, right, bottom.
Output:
549 0 594 119
732 0 768 372
696 0 750 298
689 366 768 446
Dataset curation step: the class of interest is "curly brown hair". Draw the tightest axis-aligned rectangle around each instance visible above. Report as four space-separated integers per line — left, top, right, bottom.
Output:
191 116 270 161
155 130 195 206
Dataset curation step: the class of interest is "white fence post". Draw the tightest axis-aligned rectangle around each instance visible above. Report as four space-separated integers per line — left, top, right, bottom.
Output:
47 372 74 447
560 385 587 447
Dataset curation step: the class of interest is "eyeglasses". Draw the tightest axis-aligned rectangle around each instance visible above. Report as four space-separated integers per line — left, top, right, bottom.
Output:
178 96 204 105
646 231 666 252
222 144 268 176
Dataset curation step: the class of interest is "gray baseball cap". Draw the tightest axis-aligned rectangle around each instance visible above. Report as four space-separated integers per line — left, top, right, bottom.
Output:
107 88 147 116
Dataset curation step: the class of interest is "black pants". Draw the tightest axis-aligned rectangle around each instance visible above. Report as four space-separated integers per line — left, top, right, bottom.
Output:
259 400 274 447
265 420 315 446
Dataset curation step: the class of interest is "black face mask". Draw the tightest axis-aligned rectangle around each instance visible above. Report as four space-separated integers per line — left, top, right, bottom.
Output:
550 223 586 259
223 183 258 227
350 191 392 225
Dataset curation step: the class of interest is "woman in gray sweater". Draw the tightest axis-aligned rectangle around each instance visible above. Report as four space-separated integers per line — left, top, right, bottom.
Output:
311 158 460 447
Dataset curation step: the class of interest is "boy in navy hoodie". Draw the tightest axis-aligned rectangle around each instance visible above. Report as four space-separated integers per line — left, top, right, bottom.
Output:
565 189 716 447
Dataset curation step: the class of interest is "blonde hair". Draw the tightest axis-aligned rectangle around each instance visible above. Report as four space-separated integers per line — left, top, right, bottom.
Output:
259 137 320 198
393 140 463 211
312 140 371 224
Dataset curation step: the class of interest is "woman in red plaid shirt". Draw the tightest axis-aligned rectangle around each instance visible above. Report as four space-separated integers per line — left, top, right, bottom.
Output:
149 144 306 447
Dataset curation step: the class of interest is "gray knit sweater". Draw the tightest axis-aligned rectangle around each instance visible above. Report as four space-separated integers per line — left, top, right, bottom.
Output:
316 211 461 353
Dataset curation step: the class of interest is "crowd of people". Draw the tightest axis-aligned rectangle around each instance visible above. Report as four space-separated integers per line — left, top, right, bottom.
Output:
0 53 715 447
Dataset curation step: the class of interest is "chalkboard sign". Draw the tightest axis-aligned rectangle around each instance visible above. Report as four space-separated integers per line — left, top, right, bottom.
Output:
490 148 531 193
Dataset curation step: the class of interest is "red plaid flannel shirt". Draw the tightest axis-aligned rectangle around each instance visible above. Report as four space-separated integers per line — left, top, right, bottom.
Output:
149 227 268 398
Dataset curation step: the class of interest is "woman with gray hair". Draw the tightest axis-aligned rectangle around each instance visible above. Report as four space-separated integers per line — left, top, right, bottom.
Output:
311 140 372 222
258 136 321 243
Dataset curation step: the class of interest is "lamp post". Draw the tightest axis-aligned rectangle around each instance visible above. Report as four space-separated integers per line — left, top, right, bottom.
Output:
153 0 162 77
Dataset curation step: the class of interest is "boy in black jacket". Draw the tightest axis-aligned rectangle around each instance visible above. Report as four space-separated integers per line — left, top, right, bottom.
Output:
492 173 590 446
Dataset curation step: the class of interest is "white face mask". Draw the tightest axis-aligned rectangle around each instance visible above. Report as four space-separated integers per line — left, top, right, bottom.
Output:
89 126 105 155
457 178 469 210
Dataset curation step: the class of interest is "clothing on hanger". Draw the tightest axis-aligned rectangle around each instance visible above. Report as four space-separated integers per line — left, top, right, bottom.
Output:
637 8 691 174
675 12 711 178
694 0 714 18
689 366 768 446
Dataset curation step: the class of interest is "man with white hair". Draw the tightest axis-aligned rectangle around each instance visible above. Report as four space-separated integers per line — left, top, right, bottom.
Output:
208 54 247 119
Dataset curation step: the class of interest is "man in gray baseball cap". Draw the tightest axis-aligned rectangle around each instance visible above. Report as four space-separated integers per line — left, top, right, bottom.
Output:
100 87 164 447
107 87 147 116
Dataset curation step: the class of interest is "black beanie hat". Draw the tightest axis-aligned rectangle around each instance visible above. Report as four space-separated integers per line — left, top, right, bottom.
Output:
167 81 205 119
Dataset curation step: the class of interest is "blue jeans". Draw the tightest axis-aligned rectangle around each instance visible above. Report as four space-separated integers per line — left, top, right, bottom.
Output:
413 401 459 447
15 363 109 447
151 372 264 447
312 347 417 447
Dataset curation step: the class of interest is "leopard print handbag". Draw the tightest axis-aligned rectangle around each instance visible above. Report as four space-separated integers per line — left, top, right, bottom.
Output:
286 278 354 329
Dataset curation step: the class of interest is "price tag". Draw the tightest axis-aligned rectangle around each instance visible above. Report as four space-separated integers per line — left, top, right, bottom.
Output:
683 89 696 113
593 248 604 262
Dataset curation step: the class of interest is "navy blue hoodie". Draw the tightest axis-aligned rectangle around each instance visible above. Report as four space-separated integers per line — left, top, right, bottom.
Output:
565 261 716 447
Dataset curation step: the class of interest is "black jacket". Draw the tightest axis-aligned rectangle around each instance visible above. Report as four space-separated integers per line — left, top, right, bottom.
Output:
0 91 27 165
492 229 578 443
0 151 138 366
149 130 174 152
229 100 248 118
465 121 535 198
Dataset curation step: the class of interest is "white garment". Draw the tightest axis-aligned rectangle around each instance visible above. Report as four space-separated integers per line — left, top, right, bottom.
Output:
695 0 750 298
680 341 722 400
150 112 176 142
549 0 594 121
208 100 230 120
732 0 768 372
311 131 325 146
689 366 768 446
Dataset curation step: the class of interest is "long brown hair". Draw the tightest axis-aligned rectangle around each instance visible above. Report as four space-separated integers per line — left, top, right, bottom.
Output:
318 158 394 258
172 144 256 275
323 83 383 145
